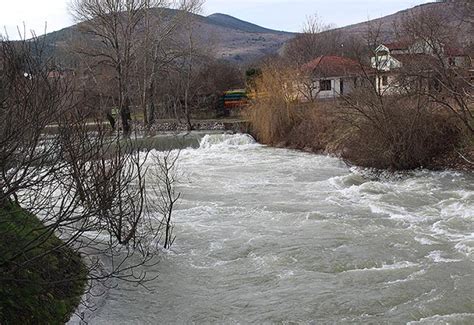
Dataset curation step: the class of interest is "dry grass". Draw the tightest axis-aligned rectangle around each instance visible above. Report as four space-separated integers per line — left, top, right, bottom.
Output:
243 62 471 171
242 62 343 151
243 98 340 152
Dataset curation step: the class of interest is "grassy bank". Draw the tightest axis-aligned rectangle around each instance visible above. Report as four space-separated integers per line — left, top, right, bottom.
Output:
0 203 87 324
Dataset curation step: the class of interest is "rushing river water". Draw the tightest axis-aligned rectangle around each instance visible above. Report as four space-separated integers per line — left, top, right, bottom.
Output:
81 133 473 324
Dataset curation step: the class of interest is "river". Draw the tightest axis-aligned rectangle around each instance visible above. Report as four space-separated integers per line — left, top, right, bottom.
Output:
81 133 474 324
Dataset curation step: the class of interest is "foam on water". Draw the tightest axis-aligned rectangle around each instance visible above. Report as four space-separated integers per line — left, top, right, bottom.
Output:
414 236 438 245
81 133 474 325
427 250 462 263
341 261 419 273
198 133 259 150
407 313 474 324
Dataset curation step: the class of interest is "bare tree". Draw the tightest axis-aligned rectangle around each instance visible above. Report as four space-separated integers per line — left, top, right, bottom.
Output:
452 0 474 24
151 150 180 249
0 33 183 322
70 0 204 133
164 11 215 130
69 0 162 135
0 34 71 207
397 7 474 134
137 0 203 127
283 14 342 66
333 11 471 169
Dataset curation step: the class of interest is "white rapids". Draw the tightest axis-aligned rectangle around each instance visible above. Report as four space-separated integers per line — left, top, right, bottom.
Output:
80 133 474 324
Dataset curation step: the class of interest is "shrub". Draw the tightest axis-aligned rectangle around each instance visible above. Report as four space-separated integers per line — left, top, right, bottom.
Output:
243 61 340 150
0 204 87 324
337 98 463 170
243 64 299 145
243 61 466 171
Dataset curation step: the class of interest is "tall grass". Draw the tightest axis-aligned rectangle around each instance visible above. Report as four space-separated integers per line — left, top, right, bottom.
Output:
244 63 467 170
243 64 299 144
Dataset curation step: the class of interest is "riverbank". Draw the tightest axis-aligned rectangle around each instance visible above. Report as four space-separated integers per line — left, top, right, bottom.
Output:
0 203 87 324
132 116 473 171
43 118 250 136
133 118 250 134
271 137 474 172
244 102 474 172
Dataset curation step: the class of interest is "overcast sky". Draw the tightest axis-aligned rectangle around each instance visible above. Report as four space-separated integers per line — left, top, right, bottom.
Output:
1 0 433 38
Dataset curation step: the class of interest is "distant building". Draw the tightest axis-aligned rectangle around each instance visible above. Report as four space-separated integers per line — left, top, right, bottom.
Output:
300 56 365 100
371 39 472 94
294 39 472 102
47 68 76 80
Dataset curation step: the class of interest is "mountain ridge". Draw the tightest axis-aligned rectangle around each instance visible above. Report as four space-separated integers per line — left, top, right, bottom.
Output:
329 1 473 44
38 1 472 66
205 13 293 35
39 8 295 65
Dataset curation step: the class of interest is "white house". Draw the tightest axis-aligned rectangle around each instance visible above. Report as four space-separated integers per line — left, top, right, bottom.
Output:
371 40 472 94
301 55 363 101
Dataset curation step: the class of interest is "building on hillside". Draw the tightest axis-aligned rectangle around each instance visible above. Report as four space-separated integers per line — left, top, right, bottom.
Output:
300 56 365 101
297 40 472 101
371 40 472 94
47 68 76 80
444 46 473 68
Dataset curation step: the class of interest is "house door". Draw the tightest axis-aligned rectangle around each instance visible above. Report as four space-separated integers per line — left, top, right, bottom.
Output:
340 79 344 95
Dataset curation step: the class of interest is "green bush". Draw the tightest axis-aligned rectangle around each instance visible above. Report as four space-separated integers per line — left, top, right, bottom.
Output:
0 204 87 324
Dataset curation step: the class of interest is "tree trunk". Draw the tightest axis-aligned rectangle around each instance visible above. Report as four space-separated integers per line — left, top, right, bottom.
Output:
121 97 132 135
148 101 156 126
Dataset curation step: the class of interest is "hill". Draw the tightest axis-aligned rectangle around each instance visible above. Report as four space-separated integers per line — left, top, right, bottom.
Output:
331 1 473 44
206 13 291 35
38 2 472 67
40 8 295 65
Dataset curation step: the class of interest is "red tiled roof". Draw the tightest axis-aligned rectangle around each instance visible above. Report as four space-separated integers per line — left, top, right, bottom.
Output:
302 56 363 77
386 39 467 57
445 46 467 57
385 39 412 51
391 53 440 66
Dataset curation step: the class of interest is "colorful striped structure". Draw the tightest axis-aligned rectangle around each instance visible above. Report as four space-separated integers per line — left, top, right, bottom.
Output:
223 89 248 109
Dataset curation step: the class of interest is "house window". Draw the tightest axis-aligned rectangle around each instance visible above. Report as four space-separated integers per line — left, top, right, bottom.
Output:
382 76 389 86
320 80 332 91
